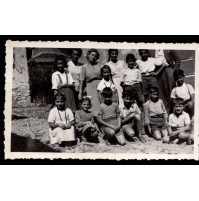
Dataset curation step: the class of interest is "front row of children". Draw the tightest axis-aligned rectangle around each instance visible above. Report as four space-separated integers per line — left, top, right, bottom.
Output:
48 83 194 147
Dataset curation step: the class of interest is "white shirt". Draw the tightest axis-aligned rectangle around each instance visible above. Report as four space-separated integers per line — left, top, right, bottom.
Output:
120 103 141 119
122 67 142 85
136 57 162 75
168 112 190 128
52 71 74 89
97 78 116 92
155 49 169 66
171 83 195 101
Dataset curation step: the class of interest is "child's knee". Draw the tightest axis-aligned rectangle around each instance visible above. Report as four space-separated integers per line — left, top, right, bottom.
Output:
162 136 170 143
106 129 115 138
153 131 162 140
178 132 190 140
127 129 135 137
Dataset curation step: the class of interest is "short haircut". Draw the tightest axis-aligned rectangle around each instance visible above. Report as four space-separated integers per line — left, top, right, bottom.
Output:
149 86 159 94
86 49 100 60
54 55 67 71
102 87 113 97
108 49 118 56
101 65 111 76
173 98 185 106
71 48 82 57
54 91 66 101
126 54 136 62
80 97 91 105
173 69 185 80
138 49 149 54
122 90 134 100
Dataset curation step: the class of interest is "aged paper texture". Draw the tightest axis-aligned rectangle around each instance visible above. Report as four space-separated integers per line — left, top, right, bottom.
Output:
4 41 199 160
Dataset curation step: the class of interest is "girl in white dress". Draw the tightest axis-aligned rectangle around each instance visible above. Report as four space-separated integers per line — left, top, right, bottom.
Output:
48 92 76 147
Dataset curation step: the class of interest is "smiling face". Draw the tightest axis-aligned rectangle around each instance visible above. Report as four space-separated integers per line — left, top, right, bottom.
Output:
57 60 65 72
71 50 80 63
127 59 137 69
139 50 149 61
55 96 65 110
102 68 111 81
174 103 184 115
88 51 98 63
123 95 133 108
110 51 118 62
150 91 159 102
81 100 90 112
176 75 184 86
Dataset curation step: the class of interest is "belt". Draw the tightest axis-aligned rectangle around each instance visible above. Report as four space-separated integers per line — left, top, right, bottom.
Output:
141 71 154 77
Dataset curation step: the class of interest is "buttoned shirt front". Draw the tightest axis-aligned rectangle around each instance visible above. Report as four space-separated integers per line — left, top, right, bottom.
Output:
168 112 190 128
155 49 169 66
122 67 142 85
120 103 141 119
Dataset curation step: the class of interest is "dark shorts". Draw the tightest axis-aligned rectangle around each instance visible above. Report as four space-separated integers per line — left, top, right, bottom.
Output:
149 115 167 133
142 75 158 95
123 83 144 102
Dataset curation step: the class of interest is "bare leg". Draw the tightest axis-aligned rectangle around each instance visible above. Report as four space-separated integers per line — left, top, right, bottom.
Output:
152 130 162 141
123 125 135 137
103 127 115 139
178 132 191 141
115 130 126 146
161 129 169 143
134 114 146 143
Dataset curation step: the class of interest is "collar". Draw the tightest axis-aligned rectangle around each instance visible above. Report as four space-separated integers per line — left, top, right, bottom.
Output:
123 104 134 110
173 111 185 118
109 60 120 65
176 82 186 87
55 71 66 75
102 78 111 83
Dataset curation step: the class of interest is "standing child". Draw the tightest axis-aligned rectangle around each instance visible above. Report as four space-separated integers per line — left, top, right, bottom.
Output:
144 87 169 141
137 49 162 101
120 91 146 143
98 87 126 146
75 97 100 142
97 65 118 104
171 69 195 118
167 98 193 145
48 92 76 147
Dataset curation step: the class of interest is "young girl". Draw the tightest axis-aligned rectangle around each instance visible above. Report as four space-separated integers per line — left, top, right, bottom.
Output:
97 65 118 104
75 97 100 142
52 55 76 113
48 92 76 147
98 87 126 146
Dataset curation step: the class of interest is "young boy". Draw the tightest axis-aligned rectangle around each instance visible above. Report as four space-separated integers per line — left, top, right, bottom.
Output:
137 49 162 101
167 98 193 145
171 69 194 118
120 90 146 143
144 87 168 141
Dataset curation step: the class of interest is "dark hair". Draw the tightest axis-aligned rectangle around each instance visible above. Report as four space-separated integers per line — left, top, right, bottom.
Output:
149 86 159 94
54 55 67 72
173 69 185 80
173 98 185 106
102 87 113 97
86 49 100 60
108 49 118 61
138 49 149 54
101 65 114 83
51 91 66 109
80 97 91 105
122 90 134 100
126 54 136 62
71 48 82 57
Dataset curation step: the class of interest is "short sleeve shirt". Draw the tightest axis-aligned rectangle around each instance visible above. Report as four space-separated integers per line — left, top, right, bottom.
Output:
98 102 120 120
97 79 116 92
122 67 142 85
48 107 74 124
168 112 191 128
120 103 141 119
171 83 195 101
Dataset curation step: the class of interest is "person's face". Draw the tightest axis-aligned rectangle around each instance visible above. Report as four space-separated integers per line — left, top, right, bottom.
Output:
174 103 184 115
57 60 64 72
127 59 136 69
81 101 90 112
103 69 111 80
110 51 118 62
176 76 184 86
103 93 112 105
139 50 149 61
123 96 133 107
150 91 159 102
55 96 65 109
88 52 98 63
71 50 80 63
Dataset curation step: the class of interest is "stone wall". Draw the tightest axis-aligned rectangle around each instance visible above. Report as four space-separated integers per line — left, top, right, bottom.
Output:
12 48 31 107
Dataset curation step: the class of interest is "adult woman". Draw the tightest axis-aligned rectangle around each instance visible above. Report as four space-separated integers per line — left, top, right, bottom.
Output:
148 50 181 113
67 48 83 106
79 49 101 117
106 49 127 108
52 55 76 113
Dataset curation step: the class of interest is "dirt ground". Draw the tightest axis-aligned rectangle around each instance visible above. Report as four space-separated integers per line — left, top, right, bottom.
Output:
11 106 194 154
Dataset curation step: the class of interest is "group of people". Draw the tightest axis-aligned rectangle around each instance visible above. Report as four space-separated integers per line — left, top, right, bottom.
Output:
48 48 195 147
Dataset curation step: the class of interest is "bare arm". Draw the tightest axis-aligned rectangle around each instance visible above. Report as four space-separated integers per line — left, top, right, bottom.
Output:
49 122 66 130
171 124 190 137
154 63 167 77
98 114 114 129
98 91 103 104
121 113 135 125
78 81 83 100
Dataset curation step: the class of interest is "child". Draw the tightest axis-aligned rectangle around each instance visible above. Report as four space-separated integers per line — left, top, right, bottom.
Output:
171 69 195 118
98 87 126 146
75 97 100 142
144 87 168 141
48 92 76 147
52 55 76 113
167 98 193 145
120 90 146 143
137 49 162 101
97 65 118 104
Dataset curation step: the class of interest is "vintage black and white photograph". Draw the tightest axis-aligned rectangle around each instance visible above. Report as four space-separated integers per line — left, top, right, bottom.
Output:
4 41 198 159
